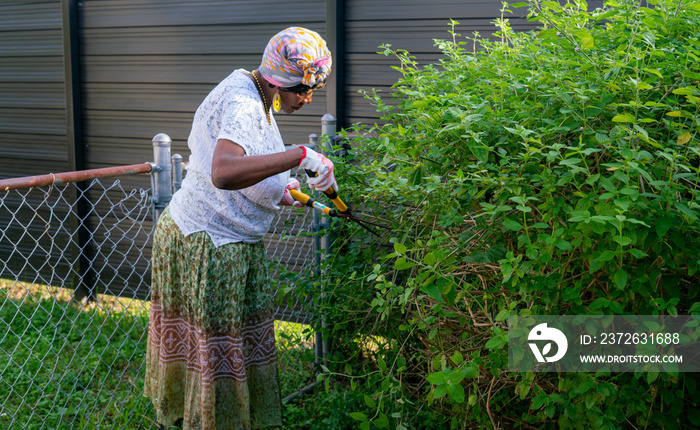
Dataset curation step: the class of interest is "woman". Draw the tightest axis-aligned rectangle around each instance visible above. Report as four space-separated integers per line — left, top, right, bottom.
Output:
144 27 334 430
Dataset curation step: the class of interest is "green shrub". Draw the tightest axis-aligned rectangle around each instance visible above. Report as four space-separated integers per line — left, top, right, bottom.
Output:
301 1 700 428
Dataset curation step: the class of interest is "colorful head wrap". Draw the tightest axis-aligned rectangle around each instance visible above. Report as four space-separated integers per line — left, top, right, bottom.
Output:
259 27 332 88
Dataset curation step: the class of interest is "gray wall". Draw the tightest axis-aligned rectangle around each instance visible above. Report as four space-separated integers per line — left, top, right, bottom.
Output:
344 0 541 124
79 0 327 174
0 1 67 178
0 1 77 291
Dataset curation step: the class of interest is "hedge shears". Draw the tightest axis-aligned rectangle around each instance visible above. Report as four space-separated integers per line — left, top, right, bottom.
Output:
289 186 390 238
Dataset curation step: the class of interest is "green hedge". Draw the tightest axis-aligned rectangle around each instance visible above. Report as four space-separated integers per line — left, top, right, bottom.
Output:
293 0 700 429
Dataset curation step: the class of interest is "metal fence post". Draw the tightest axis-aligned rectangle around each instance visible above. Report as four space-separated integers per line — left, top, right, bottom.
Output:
172 153 183 193
319 113 337 366
151 133 172 222
305 133 326 367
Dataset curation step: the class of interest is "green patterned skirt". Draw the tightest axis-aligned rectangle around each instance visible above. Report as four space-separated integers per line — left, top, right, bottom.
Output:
144 207 282 429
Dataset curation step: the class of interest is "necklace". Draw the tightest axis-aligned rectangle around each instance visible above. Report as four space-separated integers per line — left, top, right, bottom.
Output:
251 70 271 126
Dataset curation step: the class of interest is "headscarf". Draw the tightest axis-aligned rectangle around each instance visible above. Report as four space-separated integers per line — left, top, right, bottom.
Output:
259 27 332 88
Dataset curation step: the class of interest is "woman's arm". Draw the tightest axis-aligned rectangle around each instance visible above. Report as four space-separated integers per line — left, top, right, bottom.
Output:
211 139 304 190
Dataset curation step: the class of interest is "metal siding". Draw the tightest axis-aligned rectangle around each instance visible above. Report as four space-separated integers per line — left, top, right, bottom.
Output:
0 2 73 286
79 1 326 168
0 2 67 175
344 0 604 125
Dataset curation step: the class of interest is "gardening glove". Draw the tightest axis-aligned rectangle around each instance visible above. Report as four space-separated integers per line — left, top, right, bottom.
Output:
279 178 304 208
298 146 338 193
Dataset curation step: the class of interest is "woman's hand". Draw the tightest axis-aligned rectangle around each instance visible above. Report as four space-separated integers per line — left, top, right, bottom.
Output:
298 146 337 192
279 178 304 207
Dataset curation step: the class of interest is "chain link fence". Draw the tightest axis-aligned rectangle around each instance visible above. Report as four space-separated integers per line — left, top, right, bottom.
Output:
0 122 336 428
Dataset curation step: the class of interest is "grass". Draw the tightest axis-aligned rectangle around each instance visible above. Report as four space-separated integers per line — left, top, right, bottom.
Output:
0 280 155 429
0 280 319 429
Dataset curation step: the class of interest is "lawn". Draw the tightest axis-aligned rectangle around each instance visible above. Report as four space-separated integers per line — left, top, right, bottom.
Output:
0 281 319 429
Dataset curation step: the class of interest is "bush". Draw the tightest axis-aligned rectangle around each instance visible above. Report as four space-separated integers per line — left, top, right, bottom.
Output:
300 1 700 429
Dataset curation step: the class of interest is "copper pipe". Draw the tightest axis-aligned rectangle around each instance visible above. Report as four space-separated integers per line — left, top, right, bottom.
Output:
0 163 153 191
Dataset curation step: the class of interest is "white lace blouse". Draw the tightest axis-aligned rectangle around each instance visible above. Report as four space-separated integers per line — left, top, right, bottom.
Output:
169 69 289 246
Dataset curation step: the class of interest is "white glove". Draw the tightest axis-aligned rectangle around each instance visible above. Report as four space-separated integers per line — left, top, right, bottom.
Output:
298 146 337 192
279 178 304 207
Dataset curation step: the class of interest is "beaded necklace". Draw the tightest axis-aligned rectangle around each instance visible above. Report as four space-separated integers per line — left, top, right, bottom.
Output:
251 70 271 126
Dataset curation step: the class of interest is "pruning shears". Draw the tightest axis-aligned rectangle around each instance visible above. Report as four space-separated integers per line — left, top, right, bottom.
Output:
289 177 390 237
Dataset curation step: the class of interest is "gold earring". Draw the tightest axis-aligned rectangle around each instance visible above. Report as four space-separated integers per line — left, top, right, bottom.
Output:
272 92 281 112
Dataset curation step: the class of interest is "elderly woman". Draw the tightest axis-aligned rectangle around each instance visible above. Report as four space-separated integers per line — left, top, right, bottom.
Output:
144 27 334 430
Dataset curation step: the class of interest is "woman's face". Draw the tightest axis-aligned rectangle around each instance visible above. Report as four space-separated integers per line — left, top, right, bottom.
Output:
278 89 314 114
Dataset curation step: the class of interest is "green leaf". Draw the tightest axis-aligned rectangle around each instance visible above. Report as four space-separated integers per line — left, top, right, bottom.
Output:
627 248 649 259
571 380 595 396
643 68 663 78
427 371 446 385
451 350 464 365
503 219 523 231
531 396 545 410
613 236 632 246
656 216 673 237
555 239 573 251
595 133 609 143
394 242 407 254
350 412 368 421
677 132 691 145
672 88 696 96
495 309 510 322
423 252 437 266
394 258 416 271
545 404 557 419
596 250 617 262
688 408 700 426
377 357 387 372
573 29 594 50
447 383 465 404
463 363 479 379
613 269 628 290
674 202 698 221
374 413 390 429
612 112 636 123
421 284 444 303
466 138 489 163
433 384 448 399
537 28 558 39
589 297 608 310
408 165 424 186
485 335 506 350
682 70 700 80
560 158 582 166
364 394 376 409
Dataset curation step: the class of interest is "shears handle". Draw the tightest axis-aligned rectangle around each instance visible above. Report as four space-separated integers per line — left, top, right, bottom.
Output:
289 188 337 217
304 169 349 214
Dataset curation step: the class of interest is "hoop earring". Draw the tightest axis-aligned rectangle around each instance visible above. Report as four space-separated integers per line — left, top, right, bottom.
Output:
272 92 281 113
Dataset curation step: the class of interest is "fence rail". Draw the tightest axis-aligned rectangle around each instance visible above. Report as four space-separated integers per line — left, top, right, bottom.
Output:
0 115 339 429
0 163 153 192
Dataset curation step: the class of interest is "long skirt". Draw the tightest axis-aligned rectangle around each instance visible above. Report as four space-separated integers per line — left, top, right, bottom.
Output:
144 207 282 429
